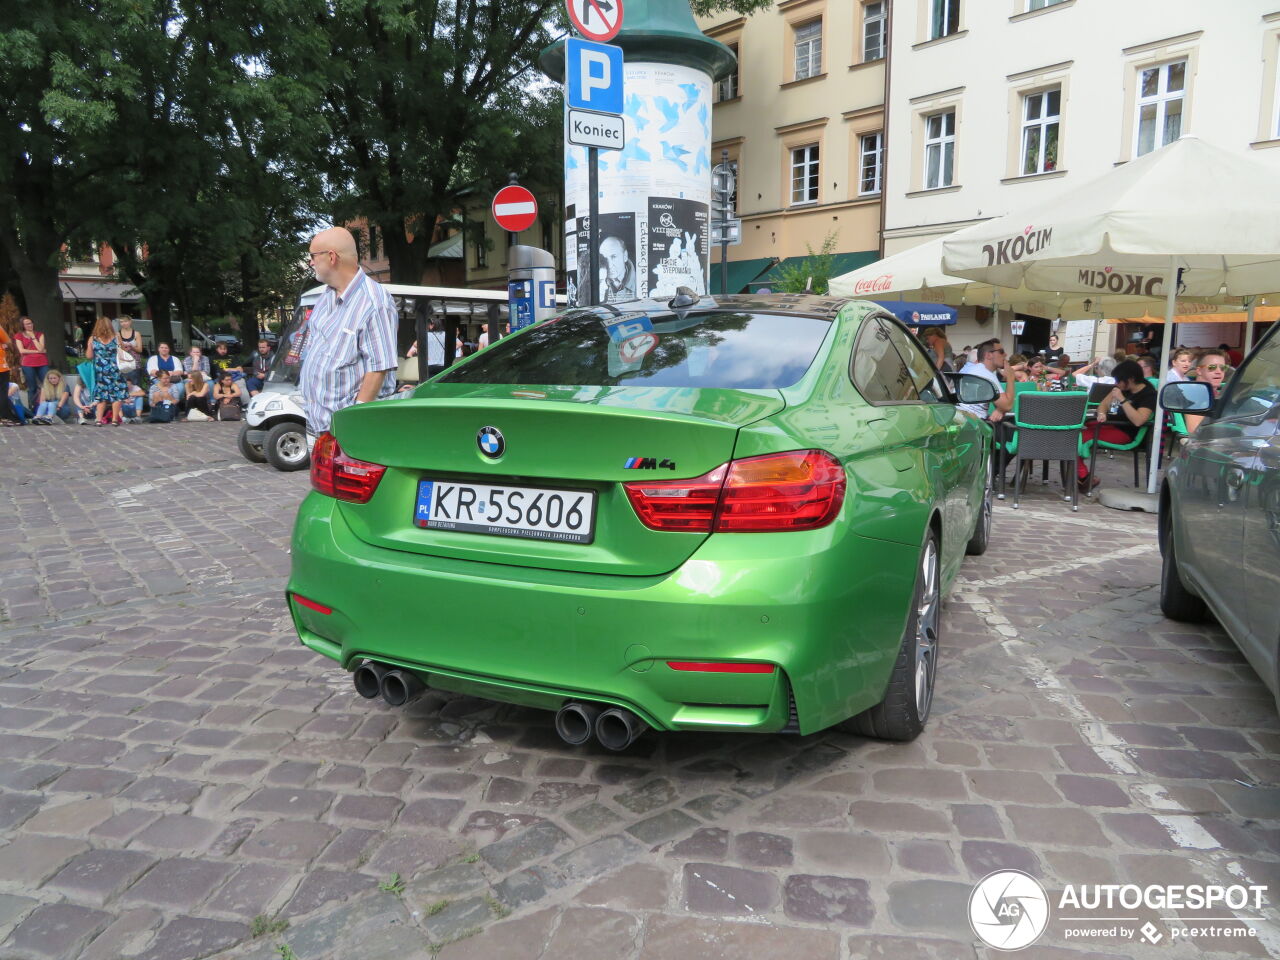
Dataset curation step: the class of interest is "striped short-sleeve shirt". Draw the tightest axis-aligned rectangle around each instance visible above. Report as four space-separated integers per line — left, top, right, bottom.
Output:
300 270 399 435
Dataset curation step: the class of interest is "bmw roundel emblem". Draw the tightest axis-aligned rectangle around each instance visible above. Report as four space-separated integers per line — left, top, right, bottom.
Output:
477 426 505 458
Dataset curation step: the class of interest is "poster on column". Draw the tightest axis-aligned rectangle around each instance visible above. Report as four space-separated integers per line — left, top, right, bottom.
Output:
647 198 708 298
564 62 712 306
573 212 639 304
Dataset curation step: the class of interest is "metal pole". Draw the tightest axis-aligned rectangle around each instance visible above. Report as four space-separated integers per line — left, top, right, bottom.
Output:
720 148 729 296
507 171 519 250
1146 257 1179 496
588 147 600 306
415 299 430 382
444 304 458 369
488 301 502 343
1245 297 1257 353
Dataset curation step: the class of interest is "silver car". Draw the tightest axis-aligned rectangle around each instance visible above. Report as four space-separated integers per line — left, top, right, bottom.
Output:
1160 328 1280 713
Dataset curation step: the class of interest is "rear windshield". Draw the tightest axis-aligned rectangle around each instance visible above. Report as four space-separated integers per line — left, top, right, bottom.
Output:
438 310 831 389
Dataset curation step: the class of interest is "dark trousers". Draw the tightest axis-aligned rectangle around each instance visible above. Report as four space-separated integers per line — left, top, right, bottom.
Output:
23 364 49 410
0 371 16 422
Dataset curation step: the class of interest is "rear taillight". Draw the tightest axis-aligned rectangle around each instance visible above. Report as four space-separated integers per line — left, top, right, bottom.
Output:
624 450 844 533
310 432 386 504
624 464 726 531
717 450 846 532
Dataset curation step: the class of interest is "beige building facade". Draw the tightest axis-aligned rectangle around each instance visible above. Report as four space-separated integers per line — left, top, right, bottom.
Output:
883 0 1280 352
697 1 889 290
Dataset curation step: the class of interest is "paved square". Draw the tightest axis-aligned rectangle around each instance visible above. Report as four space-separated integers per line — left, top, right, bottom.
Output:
0 424 1276 958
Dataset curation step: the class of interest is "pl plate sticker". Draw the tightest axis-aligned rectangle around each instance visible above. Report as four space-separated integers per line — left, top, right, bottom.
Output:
602 312 653 342
618 332 658 363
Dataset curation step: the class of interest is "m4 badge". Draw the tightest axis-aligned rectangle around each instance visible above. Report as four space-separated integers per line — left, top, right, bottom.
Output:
624 457 677 470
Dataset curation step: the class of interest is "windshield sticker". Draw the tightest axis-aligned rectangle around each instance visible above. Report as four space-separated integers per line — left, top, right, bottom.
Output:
603 313 653 342
618 332 659 364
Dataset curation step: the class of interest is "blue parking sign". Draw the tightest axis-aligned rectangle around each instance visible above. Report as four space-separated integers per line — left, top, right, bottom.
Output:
566 37 624 116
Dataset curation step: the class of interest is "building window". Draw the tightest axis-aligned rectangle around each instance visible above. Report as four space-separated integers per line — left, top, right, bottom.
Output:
790 144 820 204
368 224 379 260
794 19 822 81
863 2 886 62
923 111 956 189
859 132 883 195
930 0 959 40
1027 0 1065 10
475 227 488 268
1135 59 1185 157
717 42 739 101
1021 87 1060 175
1274 44 1280 139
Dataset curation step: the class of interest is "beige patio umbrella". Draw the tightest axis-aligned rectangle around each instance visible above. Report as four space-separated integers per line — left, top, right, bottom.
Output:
940 137 1280 494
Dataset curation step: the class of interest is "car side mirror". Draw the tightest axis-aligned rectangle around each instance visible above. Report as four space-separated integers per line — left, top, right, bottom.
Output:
955 373 999 405
1160 381 1213 414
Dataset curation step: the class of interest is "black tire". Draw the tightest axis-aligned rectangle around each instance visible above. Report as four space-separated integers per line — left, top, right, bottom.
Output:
237 423 267 463
1160 533 1206 622
965 461 992 556
265 421 310 471
840 531 940 742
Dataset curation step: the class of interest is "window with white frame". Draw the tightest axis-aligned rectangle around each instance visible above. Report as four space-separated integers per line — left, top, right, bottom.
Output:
863 2 885 62
791 144 820 204
1135 59 1186 157
717 42 739 101
859 132 883 195
1021 87 1060 175
923 111 956 189
1027 0 1066 10
794 20 822 80
1274 42 1280 138
930 0 959 40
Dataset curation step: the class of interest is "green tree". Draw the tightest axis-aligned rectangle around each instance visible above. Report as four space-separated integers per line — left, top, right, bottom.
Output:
0 0 153 361
773 231 839 296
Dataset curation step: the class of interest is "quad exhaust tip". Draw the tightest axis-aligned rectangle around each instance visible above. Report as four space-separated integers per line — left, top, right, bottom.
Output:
594 706 647 751
554 702 602 746
352 660 387 699
380 669 426 707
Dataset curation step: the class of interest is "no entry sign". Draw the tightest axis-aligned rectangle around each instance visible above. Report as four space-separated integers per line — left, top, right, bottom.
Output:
567 0 623 43
491 185 538 233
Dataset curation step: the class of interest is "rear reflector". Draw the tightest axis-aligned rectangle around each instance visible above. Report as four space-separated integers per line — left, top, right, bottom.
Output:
293 593 332 615
667 661 776 674
310 432 387 503
624 450 844 533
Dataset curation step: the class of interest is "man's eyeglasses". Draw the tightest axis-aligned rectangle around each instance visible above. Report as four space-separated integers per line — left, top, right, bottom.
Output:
308 250 333 261
1200 363 1227 372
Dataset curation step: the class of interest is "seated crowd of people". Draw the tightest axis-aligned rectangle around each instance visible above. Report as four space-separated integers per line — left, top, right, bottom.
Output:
923 325 1241 495
0 315 276 427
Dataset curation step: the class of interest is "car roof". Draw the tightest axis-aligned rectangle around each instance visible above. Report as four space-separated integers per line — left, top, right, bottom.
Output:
580 293 867 321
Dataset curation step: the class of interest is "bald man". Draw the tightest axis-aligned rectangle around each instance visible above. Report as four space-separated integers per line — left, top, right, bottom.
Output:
300 227 398 443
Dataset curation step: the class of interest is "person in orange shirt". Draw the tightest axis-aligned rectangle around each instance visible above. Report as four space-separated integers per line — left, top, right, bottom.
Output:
0 324 19 425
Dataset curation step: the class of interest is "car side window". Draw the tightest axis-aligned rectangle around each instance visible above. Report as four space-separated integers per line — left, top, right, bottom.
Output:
1217 334 1280 422
880 320 949 403
851 318 920 404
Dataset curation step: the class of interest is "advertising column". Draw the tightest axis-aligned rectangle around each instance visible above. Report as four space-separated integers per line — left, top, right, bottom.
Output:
542 0 736 306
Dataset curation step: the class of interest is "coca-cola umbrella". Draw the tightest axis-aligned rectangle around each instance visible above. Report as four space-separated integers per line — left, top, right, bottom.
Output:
828 220 1166 327
940 137 1280 494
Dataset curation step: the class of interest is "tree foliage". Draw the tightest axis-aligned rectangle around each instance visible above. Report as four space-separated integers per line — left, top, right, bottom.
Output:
773 231 839 296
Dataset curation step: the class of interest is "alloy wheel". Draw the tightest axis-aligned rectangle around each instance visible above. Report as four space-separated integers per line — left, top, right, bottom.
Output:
914 539 940 721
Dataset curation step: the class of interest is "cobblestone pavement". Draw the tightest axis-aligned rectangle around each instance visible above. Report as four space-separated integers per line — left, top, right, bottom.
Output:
0 423 1277 960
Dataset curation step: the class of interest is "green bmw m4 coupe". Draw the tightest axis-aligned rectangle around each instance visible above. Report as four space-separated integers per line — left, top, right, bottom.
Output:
287 295 998 748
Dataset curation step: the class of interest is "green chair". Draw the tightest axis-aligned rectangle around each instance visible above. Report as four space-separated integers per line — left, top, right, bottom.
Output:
1007 391 1090 511
1082 420 1152 493
993 382 1040 500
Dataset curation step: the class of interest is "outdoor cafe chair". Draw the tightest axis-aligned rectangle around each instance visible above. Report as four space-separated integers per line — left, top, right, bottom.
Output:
1008 391 1090 512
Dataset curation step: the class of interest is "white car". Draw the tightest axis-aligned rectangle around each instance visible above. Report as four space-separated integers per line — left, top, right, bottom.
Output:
239 387 309 471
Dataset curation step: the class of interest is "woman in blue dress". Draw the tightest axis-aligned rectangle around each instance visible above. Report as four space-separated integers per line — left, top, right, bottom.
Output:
87 316 127 425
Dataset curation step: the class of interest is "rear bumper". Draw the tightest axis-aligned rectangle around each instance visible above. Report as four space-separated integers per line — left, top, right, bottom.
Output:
287 493 917 734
